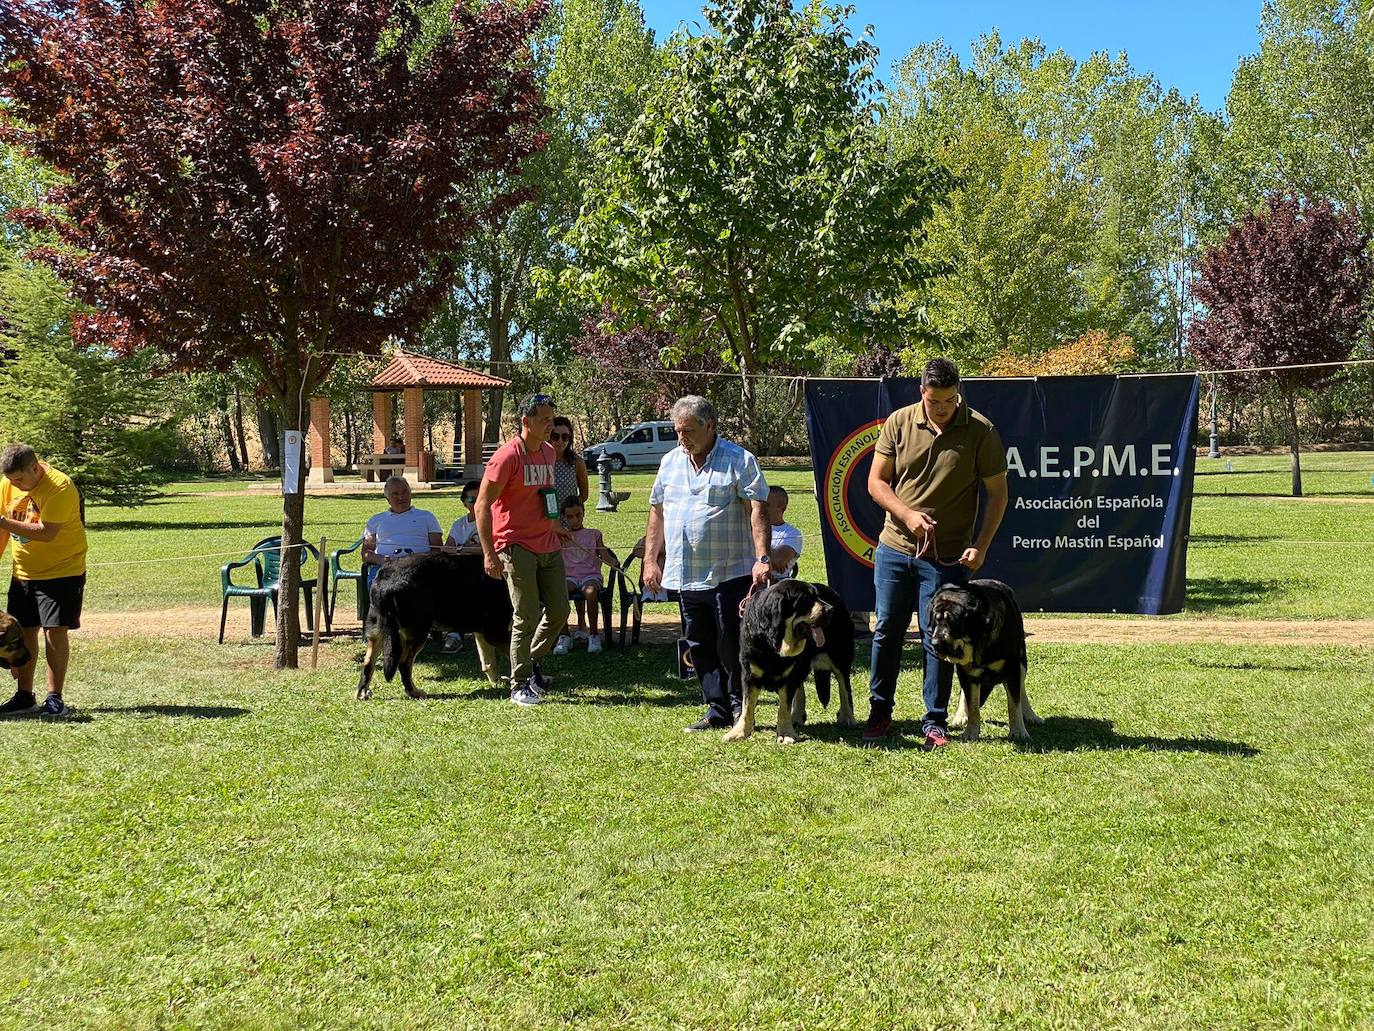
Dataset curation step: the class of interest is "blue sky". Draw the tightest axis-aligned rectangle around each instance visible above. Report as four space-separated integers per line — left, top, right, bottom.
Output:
638 0 1263 112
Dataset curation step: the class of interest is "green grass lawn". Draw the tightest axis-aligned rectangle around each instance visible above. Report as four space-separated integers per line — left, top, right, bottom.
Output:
3 638 1373 1029
1 453 1372 1027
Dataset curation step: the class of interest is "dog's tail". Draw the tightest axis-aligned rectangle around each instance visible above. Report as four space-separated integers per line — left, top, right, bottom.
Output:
813 669 832 709
376 588 404 683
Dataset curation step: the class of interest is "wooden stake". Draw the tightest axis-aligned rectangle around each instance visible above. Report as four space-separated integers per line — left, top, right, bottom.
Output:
311 536 327 670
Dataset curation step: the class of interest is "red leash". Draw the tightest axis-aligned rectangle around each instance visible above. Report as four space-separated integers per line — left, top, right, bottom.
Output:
914 530 965 568
739 579 765 617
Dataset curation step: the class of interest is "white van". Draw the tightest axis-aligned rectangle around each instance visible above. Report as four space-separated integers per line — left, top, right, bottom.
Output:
584 420 679 470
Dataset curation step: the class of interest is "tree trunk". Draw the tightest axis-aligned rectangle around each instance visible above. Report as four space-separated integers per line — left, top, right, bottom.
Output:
274 360 306 671
1286 389 1303 498
219 389 242 473
256 399 282 468
343 405 354 469
233 386 251 471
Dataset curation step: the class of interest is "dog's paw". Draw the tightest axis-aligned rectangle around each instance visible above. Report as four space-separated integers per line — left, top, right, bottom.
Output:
776 732 798 745
961 726 981 742
1009 727 1031 742
356 687 372 701
1025 712 1045 726
406 688 429 700
722 726 750 743
836 710 857 727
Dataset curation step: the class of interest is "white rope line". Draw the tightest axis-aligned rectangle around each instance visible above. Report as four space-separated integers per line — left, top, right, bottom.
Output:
300 352 1374 384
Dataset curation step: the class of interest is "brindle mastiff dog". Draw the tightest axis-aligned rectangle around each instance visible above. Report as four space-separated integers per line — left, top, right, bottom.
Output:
928 579 1043 742
0 611 32 673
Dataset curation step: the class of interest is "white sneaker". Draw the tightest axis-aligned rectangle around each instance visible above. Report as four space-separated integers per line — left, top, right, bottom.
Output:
552 635 572 656
587 634 603 654
442 632 464 653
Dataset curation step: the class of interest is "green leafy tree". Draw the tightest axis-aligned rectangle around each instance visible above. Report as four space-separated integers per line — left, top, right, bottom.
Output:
1220 0 1374 231
0 253 177 509
561 0 950 447
886 35 1208 367
426 0 661 438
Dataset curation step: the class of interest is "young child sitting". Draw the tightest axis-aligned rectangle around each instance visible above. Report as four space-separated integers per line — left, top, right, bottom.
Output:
553 497 614 654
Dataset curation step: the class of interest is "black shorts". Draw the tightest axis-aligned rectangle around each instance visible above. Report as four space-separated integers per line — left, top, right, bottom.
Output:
7 574 85 630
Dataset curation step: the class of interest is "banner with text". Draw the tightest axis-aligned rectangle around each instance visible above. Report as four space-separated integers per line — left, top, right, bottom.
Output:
804 375 1199 614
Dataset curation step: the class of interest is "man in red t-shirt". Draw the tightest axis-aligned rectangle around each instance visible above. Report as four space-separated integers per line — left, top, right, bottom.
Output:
475 393 571 706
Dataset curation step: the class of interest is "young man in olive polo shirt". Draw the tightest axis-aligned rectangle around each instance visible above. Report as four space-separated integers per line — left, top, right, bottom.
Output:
864 358 1009 748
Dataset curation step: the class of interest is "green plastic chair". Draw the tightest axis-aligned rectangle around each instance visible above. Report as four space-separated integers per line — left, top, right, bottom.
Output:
218 535 320 643
327 536 369 631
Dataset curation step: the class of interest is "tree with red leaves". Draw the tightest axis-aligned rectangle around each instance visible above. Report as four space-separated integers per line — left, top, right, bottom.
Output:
0 0 548 666
1190 193 1371 496
570 309 715 431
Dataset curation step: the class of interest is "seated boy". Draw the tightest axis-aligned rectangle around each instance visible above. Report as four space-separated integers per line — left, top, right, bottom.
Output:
552 497 614 654
442 480 482 652
764 484 803 580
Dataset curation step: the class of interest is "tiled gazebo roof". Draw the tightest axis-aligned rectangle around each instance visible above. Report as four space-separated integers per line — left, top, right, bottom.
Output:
370 349 510 391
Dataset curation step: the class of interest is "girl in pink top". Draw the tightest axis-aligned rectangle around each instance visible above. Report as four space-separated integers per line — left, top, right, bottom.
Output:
554 497 615 654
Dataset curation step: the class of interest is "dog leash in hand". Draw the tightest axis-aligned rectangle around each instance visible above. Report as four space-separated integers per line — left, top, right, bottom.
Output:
913 529 966 568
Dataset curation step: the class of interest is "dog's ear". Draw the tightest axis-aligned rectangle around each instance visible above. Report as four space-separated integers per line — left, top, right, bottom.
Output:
752 586 786 647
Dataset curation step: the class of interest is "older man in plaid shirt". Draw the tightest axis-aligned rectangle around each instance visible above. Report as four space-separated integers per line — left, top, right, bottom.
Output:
644 395 771 732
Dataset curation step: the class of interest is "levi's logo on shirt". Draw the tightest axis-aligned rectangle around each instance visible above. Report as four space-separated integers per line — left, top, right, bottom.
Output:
523 463 554 488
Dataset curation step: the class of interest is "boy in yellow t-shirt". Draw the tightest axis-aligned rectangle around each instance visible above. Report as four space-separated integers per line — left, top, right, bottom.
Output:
0 443 88 718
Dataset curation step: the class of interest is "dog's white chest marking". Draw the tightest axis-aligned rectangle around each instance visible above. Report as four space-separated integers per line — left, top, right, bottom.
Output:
987 659 1006 672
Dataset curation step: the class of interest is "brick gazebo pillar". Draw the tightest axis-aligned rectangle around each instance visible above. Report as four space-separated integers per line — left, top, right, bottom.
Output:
307 396 334 484
372 392 393 454
463 389 482 468
403 386 425 481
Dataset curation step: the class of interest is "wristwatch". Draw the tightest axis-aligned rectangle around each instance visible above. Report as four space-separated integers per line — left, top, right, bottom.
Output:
756 554 771 564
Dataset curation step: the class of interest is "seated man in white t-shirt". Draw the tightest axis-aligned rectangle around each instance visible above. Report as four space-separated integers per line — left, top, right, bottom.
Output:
765 485 803 580
362 476 443 589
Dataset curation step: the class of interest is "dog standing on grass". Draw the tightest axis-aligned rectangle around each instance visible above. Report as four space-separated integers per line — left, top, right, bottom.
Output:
927 579 1043 742
356 552 512 700
727 579 857 744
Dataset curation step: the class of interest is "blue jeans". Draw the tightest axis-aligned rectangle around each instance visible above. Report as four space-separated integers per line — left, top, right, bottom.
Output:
868 542 968 733
678 575 751 725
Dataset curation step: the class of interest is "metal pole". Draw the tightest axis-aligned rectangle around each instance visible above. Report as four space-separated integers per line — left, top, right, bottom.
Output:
1208 374 1220 459
311 536 326 669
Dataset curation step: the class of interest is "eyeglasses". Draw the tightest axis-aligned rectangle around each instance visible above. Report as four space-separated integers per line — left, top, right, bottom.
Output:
550 432 571 441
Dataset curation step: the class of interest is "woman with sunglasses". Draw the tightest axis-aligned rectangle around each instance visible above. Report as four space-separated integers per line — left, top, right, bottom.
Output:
549 416 589 510
549 415 591 655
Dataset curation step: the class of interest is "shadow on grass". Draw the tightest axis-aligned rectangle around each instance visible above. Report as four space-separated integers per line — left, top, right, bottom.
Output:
90 519 284 532
89 704 251 719
1018 716 1258 756
798 715 1258 756
1185 576 1296 612
1190 533 1284 544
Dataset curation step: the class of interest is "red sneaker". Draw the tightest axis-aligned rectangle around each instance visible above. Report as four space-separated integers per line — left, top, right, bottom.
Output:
862 711 893 744
920 726 951 751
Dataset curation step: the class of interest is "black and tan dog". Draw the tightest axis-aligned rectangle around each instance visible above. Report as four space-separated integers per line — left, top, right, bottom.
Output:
928 578 1043 742
356 552 513 700
0 611 32 672
727 579 856 745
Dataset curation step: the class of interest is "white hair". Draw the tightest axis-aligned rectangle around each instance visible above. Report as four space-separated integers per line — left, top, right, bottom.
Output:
671 395 716 426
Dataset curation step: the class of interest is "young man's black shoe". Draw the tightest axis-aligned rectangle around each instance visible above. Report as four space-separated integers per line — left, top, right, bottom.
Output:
683 715 731 733
0 689 40 718
861 710 893 745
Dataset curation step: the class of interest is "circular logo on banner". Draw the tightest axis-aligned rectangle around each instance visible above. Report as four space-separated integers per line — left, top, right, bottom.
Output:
823 419 885 568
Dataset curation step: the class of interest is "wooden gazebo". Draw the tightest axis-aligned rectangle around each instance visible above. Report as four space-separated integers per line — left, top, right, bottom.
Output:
306 350 511 484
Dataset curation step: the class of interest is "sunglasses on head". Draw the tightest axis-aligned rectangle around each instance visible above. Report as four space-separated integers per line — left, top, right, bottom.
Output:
524 393 555 411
